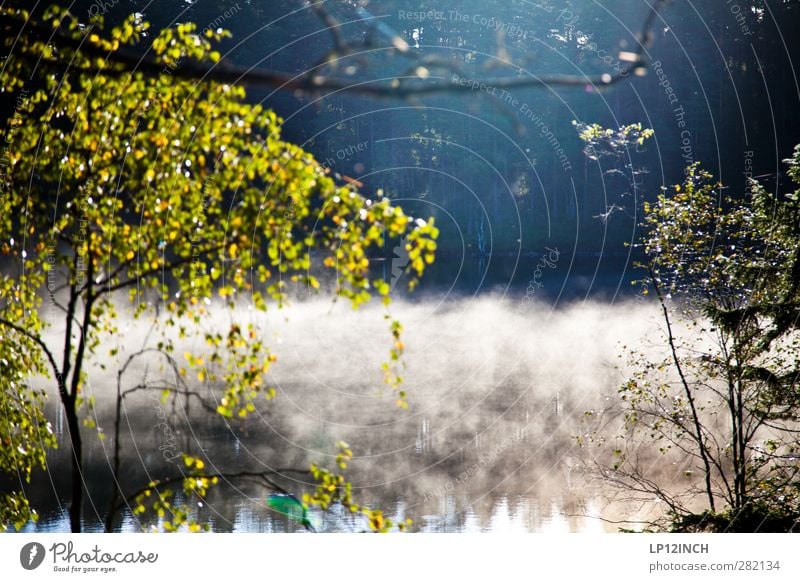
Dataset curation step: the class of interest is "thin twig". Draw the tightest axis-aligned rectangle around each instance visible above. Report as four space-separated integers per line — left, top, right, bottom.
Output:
1 1 669 98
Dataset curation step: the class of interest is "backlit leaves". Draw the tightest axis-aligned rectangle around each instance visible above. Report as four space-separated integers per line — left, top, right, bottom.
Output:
0 330 57 531
131 455 217 533
304 442 410 532
0 4 437 531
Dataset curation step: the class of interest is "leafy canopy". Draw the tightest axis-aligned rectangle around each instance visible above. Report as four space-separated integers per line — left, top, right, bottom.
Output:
0 5 437 530
0 4 437 400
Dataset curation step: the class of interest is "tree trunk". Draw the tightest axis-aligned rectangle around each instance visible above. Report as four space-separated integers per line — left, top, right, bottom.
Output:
68 419 83 533
59 382 83 533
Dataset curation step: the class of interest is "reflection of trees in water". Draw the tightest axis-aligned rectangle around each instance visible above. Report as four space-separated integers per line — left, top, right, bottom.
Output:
24 373 607 531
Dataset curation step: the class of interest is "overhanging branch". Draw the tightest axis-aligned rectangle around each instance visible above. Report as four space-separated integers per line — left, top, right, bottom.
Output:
2 0 669 99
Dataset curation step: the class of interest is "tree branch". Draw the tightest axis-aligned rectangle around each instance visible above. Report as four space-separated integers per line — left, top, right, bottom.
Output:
2 0 669 99
650 267 717 512
115 469 313 531
0 317 60 383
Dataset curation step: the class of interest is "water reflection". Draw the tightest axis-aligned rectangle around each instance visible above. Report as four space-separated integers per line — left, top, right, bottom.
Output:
13 297 658 533
18 416 602 533
22 409 613 533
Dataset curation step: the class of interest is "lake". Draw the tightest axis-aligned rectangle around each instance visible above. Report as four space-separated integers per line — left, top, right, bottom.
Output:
18 275 663 533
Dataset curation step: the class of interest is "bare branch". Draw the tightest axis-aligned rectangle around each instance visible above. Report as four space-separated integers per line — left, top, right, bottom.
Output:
650 268 717 512
1 1 669 99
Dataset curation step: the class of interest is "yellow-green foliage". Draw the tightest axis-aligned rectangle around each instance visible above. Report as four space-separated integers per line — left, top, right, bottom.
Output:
304 443 411 532
0 341 56 530
0 5 437 531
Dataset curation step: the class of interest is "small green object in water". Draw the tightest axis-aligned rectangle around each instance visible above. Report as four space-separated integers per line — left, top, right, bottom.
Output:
267 493 314 531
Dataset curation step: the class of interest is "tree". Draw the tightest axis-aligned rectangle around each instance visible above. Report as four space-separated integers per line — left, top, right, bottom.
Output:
0 5 437 532
580 151 800 531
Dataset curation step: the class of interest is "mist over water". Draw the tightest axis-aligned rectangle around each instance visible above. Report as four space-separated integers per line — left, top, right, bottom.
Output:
1 0 797 547
27 296 668 532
